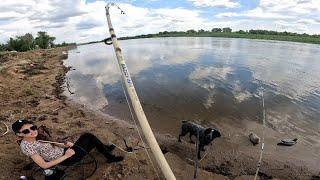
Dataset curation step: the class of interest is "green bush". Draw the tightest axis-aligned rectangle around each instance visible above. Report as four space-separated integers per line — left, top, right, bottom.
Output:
7 33 34 51
0 44 5 51
3 31 74 52
34 31 55 49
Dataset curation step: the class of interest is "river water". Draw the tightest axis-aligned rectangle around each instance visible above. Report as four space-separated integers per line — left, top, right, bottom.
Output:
64 37 320 144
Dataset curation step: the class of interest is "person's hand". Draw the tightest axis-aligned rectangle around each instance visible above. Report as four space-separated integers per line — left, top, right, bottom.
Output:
64 141 74 148
65 148 75 157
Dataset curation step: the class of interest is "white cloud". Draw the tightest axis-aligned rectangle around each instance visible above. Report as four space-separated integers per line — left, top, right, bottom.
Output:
0 0 90 43
216 8 295 20
259 0 320 15
0 11 24 20
188 0 240 8
275 20 308 32
0 0 319 44
296 19 320 25
189 66 254 105
204 92 215 108
215 0 320 34
189 66 233 81
1 1 224 43
232 81 252 102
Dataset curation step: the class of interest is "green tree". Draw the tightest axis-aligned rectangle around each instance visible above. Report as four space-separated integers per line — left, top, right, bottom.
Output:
21 33 34 50
198 29 205 33
7 38 16 51
0 43 6 51
222 27 232 33
186 29 196 33
211 28 222 32
236 30 246 34
34 31 56 49
7 33 35 52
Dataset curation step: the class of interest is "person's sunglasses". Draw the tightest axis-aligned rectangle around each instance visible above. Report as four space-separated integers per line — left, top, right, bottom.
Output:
20 125 38 134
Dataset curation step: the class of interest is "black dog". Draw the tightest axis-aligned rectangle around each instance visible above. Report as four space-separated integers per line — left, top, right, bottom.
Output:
178 120 221 159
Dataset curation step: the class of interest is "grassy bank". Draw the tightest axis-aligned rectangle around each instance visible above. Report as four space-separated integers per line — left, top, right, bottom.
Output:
118 31 320 45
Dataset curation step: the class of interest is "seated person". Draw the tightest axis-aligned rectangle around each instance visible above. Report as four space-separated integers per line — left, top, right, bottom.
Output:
12 119 124 170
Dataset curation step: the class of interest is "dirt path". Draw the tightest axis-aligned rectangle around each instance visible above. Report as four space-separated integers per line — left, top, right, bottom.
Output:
0 48 319 180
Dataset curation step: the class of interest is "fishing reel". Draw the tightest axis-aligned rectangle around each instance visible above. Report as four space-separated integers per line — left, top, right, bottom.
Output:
103 37 113 45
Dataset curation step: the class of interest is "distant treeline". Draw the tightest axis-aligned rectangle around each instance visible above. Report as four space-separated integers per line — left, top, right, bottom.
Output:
117 28 320 44
0 31 76 52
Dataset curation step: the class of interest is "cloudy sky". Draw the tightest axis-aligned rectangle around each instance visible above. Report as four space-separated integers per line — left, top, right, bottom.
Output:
0 0 319 43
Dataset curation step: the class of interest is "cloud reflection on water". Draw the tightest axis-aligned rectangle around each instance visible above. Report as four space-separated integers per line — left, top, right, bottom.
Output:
64 37 320 138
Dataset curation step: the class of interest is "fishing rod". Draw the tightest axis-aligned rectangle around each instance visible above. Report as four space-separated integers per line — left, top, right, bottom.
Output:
104 3 176 180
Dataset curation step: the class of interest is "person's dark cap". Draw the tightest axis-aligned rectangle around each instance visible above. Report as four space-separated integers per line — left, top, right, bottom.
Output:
12 119 33 134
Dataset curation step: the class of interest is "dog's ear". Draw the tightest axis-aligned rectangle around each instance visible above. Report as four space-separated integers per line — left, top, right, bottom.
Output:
204 128 213 135
213 129 221 137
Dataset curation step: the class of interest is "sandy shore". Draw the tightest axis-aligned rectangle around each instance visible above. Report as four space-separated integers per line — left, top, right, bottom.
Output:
0 48 319 180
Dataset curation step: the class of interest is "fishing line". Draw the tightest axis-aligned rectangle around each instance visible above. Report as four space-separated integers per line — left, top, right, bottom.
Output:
118 68 161 180
129 134 141 164
110 43 161 180
254 89 266 180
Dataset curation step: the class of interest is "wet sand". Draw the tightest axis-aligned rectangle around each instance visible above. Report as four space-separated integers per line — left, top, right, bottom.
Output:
0 48 319 179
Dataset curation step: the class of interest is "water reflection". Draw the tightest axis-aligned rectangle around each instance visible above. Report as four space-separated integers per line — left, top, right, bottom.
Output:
64 37 320 142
